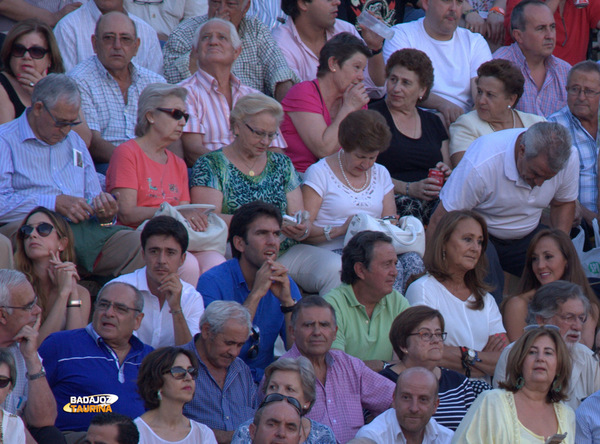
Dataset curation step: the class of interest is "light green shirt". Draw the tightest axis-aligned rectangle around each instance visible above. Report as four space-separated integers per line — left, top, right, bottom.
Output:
325 284 410 361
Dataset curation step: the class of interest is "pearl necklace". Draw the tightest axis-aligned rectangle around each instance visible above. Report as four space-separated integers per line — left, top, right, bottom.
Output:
488 109 516 132
338 150 370 192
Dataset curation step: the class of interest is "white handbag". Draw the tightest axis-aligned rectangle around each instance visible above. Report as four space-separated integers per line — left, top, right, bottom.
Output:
573 219 600 278
343 212 426 257
137 202 228 255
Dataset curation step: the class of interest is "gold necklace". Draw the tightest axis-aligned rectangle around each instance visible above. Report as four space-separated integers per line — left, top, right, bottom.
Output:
488 109 516 132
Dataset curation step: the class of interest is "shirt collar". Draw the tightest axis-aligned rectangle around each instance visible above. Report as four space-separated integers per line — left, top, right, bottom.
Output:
17 111 41 144
503 129 529 187
342 283 389 309
194 68 242 94
92 55 138 82
85 323 145 352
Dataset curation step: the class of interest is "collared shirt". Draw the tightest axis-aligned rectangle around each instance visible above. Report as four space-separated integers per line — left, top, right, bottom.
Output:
247 0 287 30
181 336 258 430
0 0 81 33
281 344 395 443
197 258 301 382
38 324 153 431
1 343 34 416
324 283 410 361
123 0 208 38
576 388 600 442
355 409 454 444
163 15 297 95
493 43 571 117
0 111 100 224
440 128 579 239
179 69 287 152
548 105 600 212
68 56 165 146
110 266 204 348
53 0 163 74
271 18 385 98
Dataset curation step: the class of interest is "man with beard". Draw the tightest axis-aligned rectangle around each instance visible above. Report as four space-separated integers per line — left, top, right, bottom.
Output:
493 280 600 409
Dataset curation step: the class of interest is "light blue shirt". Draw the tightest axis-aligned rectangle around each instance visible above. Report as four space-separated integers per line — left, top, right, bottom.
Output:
0 111 100 223
576 389 600 443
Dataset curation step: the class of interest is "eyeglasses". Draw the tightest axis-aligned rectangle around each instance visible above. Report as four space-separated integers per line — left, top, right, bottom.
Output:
100 34 136 47
0 377 12 388
246 326 260 360
407 330 447 342
164 366 199 380
133 0 163 3
523 324 561 332
244 123 279 141
556 313 587 325
95 300 141 315
566 86 600 97
42 102 81 128
11 44 49 59
259 393 302 416
19 222 54 239
1 295 38 312
156 107 190 123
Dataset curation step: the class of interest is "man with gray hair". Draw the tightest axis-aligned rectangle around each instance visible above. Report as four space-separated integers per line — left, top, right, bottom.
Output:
179 17 287 166
0 74 145 278
428 122 579 300
493 280 600 409
68 11 165 172
0 269 62 443
181 300 258 443
549 61 600 226
39 281 152 435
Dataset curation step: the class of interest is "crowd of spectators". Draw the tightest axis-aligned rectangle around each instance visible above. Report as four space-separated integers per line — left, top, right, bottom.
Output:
1 0 600 443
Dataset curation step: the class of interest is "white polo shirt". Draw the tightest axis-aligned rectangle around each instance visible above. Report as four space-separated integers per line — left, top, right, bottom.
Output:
440 129 579 240
110 267 204 348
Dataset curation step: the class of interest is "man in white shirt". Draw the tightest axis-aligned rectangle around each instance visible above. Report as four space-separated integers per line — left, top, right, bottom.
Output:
110 216 204 348
383 0 491 126
53 0 163 74
354 367 454 444
427 122 578 300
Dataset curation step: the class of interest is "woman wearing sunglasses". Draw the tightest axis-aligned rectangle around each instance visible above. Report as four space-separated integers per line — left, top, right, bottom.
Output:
15 206 91 346
0 19 64 124
107 83 225 280
232 357 336 443
135 347 218 443
0 349 26 444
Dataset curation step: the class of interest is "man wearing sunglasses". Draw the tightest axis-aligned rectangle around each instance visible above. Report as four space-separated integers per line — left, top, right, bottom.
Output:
39 281 153 436
493 281 600 410
0 74 146 279
68 11 165 174
249 394 302 444
0 270 65 444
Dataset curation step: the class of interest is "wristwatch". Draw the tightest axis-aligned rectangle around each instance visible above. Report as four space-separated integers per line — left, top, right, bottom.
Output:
460 347 481 377
323 225 333 242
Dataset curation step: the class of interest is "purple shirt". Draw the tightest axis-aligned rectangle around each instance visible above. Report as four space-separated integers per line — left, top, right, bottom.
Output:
281 344 395 443
493 43 571 118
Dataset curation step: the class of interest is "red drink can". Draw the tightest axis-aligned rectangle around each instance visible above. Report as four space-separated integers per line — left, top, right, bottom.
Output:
574 0 588 8
428 169 444 186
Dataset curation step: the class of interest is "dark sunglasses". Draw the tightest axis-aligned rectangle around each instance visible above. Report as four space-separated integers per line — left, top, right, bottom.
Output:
259 393 302 416
11 44 49 59
156 107 189 123
19 222 54 239
165 366 199 380
0 376 11 388
246 326 260 360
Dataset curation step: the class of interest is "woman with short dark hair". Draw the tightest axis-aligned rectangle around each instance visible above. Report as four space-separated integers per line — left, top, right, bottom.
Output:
135 347 217 443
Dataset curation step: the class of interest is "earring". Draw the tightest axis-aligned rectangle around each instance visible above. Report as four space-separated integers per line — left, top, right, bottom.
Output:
515 376 524 389
507 105 512 109
442 250 446 261
332 68 336 72
551 377 562 393
149 120 155 124
419 96 423 100
157 390 162 401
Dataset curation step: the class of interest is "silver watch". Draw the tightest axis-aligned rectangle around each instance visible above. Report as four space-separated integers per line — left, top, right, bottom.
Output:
323 225 333 242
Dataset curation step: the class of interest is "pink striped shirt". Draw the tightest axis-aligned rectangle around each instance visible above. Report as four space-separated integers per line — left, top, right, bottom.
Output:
179 69 287 151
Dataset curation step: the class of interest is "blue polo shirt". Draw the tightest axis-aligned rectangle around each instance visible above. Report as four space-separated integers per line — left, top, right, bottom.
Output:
181 335 258 430
39 324 153 431
197 258 302 382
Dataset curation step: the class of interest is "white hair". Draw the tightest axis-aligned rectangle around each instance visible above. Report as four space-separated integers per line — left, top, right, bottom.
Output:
192 18 242 51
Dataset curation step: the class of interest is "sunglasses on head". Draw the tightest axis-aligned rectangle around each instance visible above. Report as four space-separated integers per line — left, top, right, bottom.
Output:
156 108 189 123
11 44 49 59
259 393 303 416
0 376 11 389
165 366 199 380
19 222 54 239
